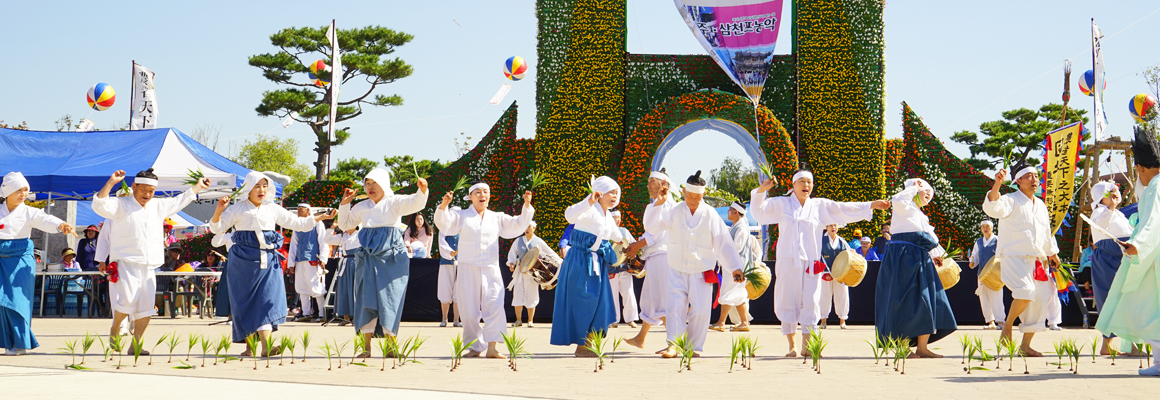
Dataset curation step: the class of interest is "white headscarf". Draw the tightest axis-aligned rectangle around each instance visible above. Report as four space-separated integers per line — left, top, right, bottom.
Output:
238 171 274 203
1090 180 1117 210
904 178 936 200
1 172 30 198
792 170 813 183
463 182 490 201
365 168 394 196
591 176 621 208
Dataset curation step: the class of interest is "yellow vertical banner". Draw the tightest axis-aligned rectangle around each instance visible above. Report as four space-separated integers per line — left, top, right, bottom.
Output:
1045 122 1084 233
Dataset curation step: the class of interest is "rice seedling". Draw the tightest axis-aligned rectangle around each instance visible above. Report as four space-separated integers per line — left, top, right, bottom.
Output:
895 338 913 374
148 333 168 365
449 334 476 372
60 339 80 368
757 163 777 185
186 333 200 361
285 336 298 365
992 337 1005 369
1145 343 1154 368
318 342 336 371
109 334 126 369
378 336 397 370
1067 339 1081 374
806 329 828 374
351 334 367 366
279 336 293 366
245 335 260 370
1021 346 1030 374
528 169 550 191
199 336 212 367
1109 348 1119 366
172 360 195 370
729 337 743 372
300 330 312 363
743 336 760 370
890 337 906 372
80 332 96 365
165 333 182 363
451 176 470 194
865 337 884 365
411 162 422 181
1052 340 1064 369
182 168 206 186
117 181 132 197
502 330 532 371
1091 337 1099 364
391 334 425 368
333 339 350 369
1001 337 1019 372
958 334 971 364
610 336 623 363
668 333 696 372
131 336 144 367
963 337 977 373
98 335 112 362
213 335 229 365
585 331 609 372
408 335 427 365
264 334 277 368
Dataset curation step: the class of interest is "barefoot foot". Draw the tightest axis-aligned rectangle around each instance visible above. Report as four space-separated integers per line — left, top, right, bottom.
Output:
624 336 645 349
485 349 507 359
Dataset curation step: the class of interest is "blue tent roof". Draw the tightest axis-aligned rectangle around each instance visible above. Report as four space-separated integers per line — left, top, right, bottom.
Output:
0 127 280 199
715 206 759 227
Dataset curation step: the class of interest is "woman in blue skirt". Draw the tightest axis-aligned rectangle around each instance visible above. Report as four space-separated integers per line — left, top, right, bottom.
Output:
1086 181 1143 355
551 176 623 357
875 178 956 358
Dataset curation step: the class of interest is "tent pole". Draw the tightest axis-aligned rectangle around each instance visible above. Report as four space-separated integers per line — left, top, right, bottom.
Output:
43 193 50 267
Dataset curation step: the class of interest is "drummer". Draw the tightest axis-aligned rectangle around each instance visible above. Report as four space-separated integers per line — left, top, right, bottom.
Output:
818 224 851 329
750 171 889 357
505 221 559 328
608 211 639 329
874 178 957 358
968 220 1004 330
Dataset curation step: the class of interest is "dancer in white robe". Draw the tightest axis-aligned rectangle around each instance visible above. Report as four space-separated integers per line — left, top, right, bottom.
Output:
982 163 1061 357
506 221 559 327
967 220 1004 330
712 201 762 332
288 203 331 322
749 170 889 357
92 169 208 350
608 211 639 328
646 171 746 357
435 183 534 358
624 170 673 350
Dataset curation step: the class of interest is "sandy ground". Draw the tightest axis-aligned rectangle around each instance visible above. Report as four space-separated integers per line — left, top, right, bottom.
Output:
1 317 1154 400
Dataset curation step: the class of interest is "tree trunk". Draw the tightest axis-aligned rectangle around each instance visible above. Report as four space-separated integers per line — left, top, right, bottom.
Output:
311 125 328 180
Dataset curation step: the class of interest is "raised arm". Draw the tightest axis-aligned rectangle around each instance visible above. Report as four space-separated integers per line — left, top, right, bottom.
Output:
209 202 240 234
818 198 874 227
748 189 784 225
643 201 675 234
275 207 323 232
497 204 535 239
434 208 463 236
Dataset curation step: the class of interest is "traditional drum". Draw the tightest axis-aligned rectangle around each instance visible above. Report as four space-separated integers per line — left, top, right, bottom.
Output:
611 241 631 267
530 254 561 290
978 256 1004 291
518 246 542 273
936 258 961 289
745 264 771 300
832 250 868 287
621 257 646 278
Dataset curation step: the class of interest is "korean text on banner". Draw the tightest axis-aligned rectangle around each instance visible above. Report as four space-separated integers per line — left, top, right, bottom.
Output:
674 0 784 104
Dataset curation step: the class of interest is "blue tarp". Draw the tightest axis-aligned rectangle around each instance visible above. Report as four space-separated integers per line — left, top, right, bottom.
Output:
0 127 280 199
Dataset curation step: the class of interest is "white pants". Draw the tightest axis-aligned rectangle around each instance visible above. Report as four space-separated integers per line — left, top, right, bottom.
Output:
665 269 712 352
774 257 822 335
609 272 639 323
1047 275 1062 325
637 253 670 326
293 260 326 297
976 283 1006 323
457 264 506 352
110 262 158 320
1001 256 1050 333
510 272 540 308
819 279 850 320
300 294 325 318
437 263 456 304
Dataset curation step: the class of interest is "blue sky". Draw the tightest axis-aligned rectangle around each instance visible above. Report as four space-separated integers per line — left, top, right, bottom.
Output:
2 1 1157 186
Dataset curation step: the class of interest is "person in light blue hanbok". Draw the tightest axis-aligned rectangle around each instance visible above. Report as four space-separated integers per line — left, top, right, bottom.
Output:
1085 180 1145 356
0 172 74 356
337 168 428 357
874 178 956 358
551 176 624 357
210 171 333 357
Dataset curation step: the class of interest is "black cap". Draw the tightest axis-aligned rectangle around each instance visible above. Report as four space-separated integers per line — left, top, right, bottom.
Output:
1133 126 1160 168
687 170 706 186
136 168 158 180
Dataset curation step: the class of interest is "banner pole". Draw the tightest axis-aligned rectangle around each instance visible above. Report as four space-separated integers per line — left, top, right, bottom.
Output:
130 60 135 130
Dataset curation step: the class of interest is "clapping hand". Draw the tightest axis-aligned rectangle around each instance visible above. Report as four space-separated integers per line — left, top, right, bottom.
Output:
340 188 357 205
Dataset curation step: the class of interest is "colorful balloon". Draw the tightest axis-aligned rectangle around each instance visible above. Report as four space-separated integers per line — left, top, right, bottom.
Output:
504 56 528 81
309 72 330 87
309 60 329 75
86 83 115 111
1129 93 1158 123
1078 70 1106 97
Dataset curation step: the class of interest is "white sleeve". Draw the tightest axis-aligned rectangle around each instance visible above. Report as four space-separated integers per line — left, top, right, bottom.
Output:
497 205 535 239
324 230 344 246
506 240 519 267
91 196 122 220
28 207 65 233
287 232 299 265
434 208 463 236
438 233 454 258
817 199 874 227
982 193 1014 219
337 203 359 231
969 242 980 265
155 189 198 218
276 207 319 232
643 201 675 234
316 222 329 262
564 199 594 224
95 221 111 262
748 190 785 225
710 215 745 273
209 204 241 234
387 190 429 217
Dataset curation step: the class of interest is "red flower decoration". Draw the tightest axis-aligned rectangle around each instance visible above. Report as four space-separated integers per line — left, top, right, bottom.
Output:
822 273 833 281
0 224 5 229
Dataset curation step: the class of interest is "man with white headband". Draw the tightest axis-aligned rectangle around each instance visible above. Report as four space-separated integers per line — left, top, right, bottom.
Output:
436 182 534 359
624 169 673 350
93 168 210 352
968 219 1004 330
289 203 331 322
983 162 1060 356
751 169 890 357
711 201 762 332
607 210 639 329
646 171 745 358
0 172 74 355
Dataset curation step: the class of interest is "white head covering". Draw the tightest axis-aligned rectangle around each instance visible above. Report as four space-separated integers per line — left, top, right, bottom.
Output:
238 171 274 203
979 220 994 227
591 176 621 208
463 182 490 201
731 202 747 215
904 178 936 200
649 170 671 184
1090 180 1117 210
529 220 537 227
1014 166 1038 181
1 172 30 198
792 170 813 183
364 168 394 196
133 177 158 186
297 203 311 209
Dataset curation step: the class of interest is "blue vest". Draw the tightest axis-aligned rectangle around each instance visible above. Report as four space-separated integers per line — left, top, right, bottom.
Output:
975 237 996 267
440 234 459 265
294 227 320 262
820 235 849 269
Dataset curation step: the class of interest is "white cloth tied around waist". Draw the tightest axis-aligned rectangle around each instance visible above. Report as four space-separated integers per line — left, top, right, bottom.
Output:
253 230 276 269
